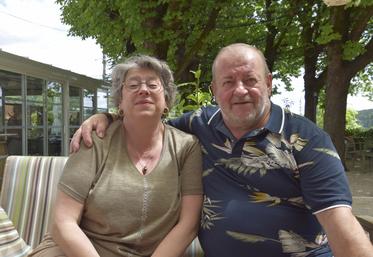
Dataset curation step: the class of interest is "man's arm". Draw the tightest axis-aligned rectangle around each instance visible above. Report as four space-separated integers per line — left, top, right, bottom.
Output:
70 110 196 152
70 113 114 152
316 206 373 257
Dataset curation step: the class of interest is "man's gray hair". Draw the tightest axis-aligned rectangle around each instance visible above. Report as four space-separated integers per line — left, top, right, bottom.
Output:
111 55 177 109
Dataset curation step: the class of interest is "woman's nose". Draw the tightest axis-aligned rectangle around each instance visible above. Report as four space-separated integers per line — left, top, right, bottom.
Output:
138 83 150 94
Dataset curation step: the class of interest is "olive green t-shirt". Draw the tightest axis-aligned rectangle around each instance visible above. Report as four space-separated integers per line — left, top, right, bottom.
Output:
59 121 203 257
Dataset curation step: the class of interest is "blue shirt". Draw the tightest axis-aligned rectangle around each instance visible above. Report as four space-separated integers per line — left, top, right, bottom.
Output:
170 103 352 257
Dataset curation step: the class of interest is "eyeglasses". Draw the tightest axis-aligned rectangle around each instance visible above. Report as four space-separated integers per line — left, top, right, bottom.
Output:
122 81 163 93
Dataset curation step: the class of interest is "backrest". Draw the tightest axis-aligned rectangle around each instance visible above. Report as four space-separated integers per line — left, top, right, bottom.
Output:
0 156 67 248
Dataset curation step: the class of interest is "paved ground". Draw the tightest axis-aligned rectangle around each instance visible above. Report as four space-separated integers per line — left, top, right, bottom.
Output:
346 171 373 216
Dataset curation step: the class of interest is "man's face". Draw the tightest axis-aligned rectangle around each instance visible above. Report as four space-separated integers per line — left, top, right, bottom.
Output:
211 48 272 132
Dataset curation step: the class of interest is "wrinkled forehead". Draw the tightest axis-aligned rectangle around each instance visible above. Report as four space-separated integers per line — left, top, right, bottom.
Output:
214 50 264 79
125 67 161 81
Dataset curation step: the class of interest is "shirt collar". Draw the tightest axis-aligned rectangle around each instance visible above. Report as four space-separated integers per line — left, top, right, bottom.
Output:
264 102 285 134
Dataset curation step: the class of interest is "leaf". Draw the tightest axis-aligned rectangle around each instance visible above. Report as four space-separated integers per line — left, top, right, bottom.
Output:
342 40 366 61
315 24 341 45
313 148 341 159
226 231 279 243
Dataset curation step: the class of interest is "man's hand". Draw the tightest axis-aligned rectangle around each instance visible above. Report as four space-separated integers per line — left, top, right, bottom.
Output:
69 113 111 153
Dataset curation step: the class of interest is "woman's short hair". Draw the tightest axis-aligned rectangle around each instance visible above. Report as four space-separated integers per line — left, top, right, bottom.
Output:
111 55 177 109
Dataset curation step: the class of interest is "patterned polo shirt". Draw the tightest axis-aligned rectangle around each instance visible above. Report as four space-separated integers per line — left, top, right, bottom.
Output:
170 103 352 257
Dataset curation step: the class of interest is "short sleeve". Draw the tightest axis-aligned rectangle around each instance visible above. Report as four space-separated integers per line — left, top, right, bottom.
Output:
179 137 203 196
296 131 352 213
58 135 104 203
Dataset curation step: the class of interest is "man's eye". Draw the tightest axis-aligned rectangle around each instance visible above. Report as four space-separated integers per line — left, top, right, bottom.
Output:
243 78 257 86
223 81 233 87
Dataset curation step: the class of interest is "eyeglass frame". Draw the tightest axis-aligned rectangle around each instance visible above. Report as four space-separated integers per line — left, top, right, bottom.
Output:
121 79 164 93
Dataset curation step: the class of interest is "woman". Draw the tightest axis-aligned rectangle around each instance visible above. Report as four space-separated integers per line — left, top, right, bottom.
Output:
30 55 203 257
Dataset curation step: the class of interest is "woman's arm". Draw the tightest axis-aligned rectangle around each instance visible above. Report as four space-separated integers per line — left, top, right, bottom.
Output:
151 195 203 257
52 190 100 257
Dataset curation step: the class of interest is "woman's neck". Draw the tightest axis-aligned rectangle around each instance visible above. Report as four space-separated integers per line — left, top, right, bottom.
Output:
123 118 164 151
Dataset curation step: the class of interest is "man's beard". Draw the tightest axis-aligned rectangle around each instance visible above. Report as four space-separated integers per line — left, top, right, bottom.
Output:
223 98 270 131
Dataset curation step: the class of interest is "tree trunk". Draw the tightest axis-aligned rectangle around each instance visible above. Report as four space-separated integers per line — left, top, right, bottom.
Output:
324 69 349 161
304 85 318 122
324 20 349 162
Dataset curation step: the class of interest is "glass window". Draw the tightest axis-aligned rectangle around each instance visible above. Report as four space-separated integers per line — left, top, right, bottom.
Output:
27 76 45 155
47 81 63 156
83 88 95 120
97 88 108 113
69 86 81 126
0 70 23 156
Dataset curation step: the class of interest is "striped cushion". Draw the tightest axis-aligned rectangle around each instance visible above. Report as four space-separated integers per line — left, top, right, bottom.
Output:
0 156 67 248
0 155 203 256
0 207 31 257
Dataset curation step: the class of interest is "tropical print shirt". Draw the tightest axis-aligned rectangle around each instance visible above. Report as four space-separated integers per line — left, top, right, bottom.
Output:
170 103 352 257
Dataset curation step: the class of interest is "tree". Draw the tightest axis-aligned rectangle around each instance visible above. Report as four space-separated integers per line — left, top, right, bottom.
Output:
323 1 373 158
291 1 372 160
57 0 372 161
56 0 234 82
297 1 328 122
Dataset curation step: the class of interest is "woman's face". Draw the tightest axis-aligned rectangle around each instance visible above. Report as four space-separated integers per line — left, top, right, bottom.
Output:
119 67 166 120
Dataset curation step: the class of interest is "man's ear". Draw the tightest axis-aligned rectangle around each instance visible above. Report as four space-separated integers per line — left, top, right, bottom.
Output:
266 73 273 97
210 82 217 102
210 81 217 95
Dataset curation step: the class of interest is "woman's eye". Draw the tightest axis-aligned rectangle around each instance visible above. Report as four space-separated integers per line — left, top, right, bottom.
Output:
129 84 139 90
148 84 159 89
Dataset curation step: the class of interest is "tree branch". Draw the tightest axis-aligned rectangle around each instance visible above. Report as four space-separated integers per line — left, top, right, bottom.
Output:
174 5 222 80
349 6 373 41
345 37 373 78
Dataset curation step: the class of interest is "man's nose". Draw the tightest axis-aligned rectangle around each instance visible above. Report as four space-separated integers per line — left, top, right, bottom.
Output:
233 81 248 95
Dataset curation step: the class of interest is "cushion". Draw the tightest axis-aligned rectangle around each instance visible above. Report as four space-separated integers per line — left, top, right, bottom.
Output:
0 207 31 257
0 156 68 248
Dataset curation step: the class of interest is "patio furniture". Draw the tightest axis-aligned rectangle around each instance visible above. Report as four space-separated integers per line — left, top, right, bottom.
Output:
0 155 203 256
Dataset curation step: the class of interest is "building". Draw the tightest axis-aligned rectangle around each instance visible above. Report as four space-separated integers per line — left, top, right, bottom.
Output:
0 50 109 159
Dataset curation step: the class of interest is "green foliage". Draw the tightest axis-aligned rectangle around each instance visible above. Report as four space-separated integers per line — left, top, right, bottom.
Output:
315 24 341 45
345 108 363 130
56 0 372 133
357 109 373 128
345 127 373 138
316 106 325 128
343 41 366 61
169 67 212 119
350 65 373 100
56 0 305 89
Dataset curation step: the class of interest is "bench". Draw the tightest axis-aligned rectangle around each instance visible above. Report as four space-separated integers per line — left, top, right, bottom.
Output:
0 156 203 256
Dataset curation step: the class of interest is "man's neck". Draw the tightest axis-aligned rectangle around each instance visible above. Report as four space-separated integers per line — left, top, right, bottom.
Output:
225 111 271 140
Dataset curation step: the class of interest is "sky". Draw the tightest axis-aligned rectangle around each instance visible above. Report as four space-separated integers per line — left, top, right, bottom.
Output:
0 0 372 114
0 0 103 79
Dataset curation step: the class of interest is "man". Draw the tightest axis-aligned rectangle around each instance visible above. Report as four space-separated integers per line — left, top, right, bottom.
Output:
71 43 373 257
